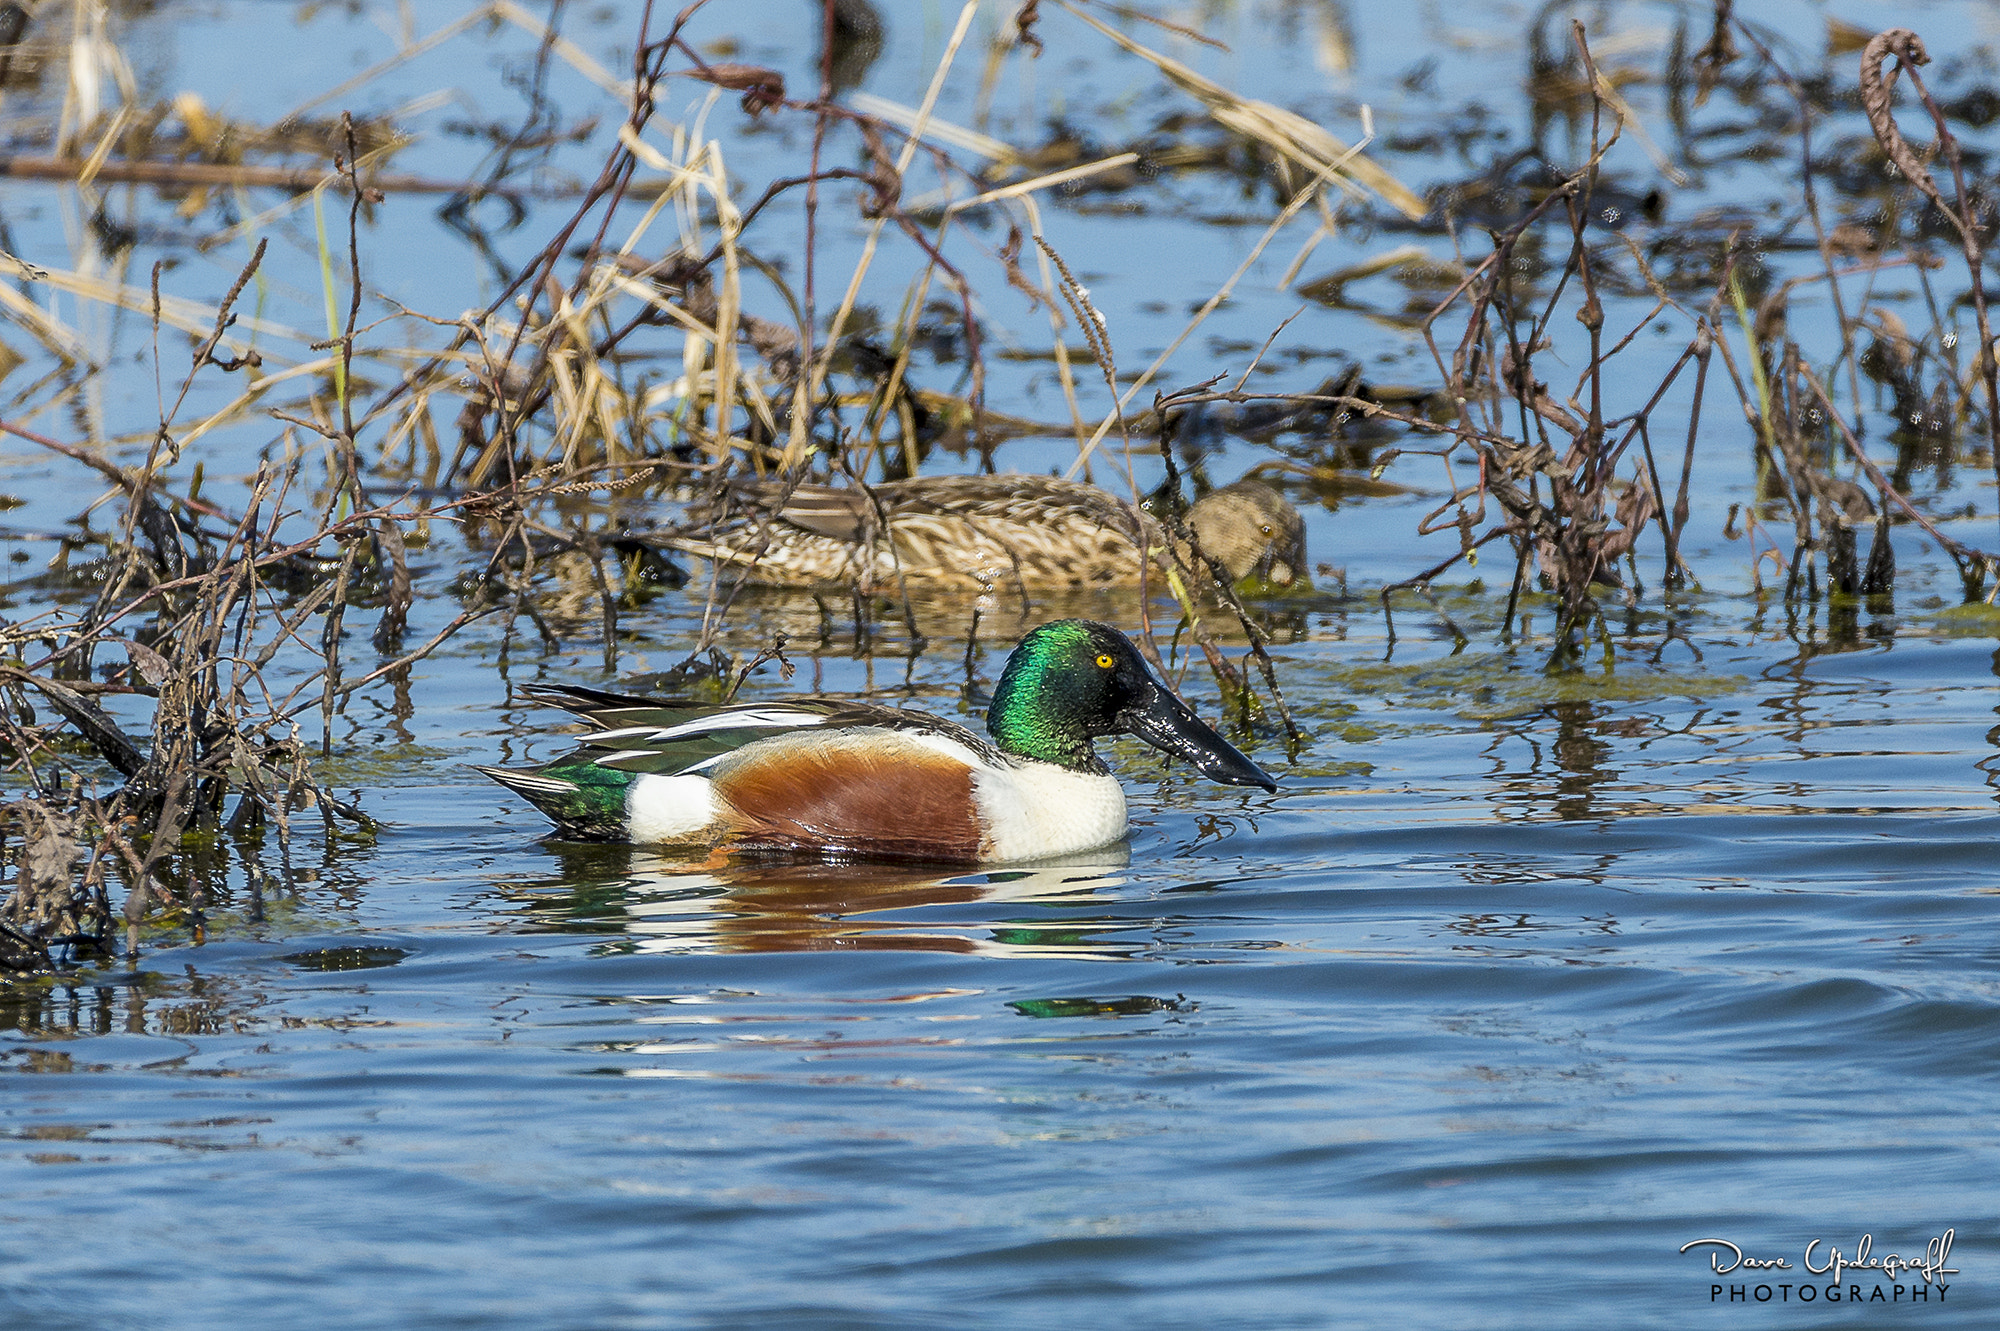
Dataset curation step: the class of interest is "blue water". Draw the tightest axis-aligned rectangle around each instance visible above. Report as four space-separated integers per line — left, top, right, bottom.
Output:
5 606 1995 1328
2 0 1998 1326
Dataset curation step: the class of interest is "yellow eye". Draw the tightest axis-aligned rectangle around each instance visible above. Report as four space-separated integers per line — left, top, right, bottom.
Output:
1096 653 1114 669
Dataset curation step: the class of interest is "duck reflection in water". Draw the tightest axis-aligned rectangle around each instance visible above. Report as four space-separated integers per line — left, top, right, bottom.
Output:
504 844 1137 959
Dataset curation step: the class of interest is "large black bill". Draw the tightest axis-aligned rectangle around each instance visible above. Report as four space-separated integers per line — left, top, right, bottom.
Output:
1120 683 1278 791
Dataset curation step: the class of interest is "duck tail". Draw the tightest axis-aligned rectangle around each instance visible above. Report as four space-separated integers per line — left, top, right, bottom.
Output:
476 763 632 841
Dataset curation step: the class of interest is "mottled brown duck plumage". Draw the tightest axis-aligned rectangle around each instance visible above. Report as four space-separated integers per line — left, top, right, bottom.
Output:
652 473 1306 594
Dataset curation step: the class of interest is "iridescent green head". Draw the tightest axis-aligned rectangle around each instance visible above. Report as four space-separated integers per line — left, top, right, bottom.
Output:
986 620 1277 790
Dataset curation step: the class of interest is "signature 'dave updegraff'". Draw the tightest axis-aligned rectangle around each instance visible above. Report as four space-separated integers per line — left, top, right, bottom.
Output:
478 620 1278 865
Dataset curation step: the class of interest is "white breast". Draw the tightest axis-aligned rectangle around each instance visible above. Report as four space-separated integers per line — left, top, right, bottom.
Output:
625 772 721 843
970 761 1128 862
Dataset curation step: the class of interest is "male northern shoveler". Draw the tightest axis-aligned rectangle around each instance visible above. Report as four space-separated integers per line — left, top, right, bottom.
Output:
478 620 1276 864
650 473 1306 594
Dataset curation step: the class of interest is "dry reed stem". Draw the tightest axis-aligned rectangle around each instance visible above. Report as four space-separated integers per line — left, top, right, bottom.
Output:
807 1 980 424
1054 0 1424 220
1065 162 1351 479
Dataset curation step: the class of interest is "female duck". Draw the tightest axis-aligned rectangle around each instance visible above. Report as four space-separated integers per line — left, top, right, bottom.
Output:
479 620 1275 864
653 473 1306 594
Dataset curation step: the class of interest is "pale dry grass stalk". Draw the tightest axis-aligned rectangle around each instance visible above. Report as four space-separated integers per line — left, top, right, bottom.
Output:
1065 157 1360 479
1054 0 1424 219
806 0 981 441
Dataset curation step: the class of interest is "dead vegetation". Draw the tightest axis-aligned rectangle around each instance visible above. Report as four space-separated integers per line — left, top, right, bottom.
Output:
0 0 1997 970
1276 7 2000 660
